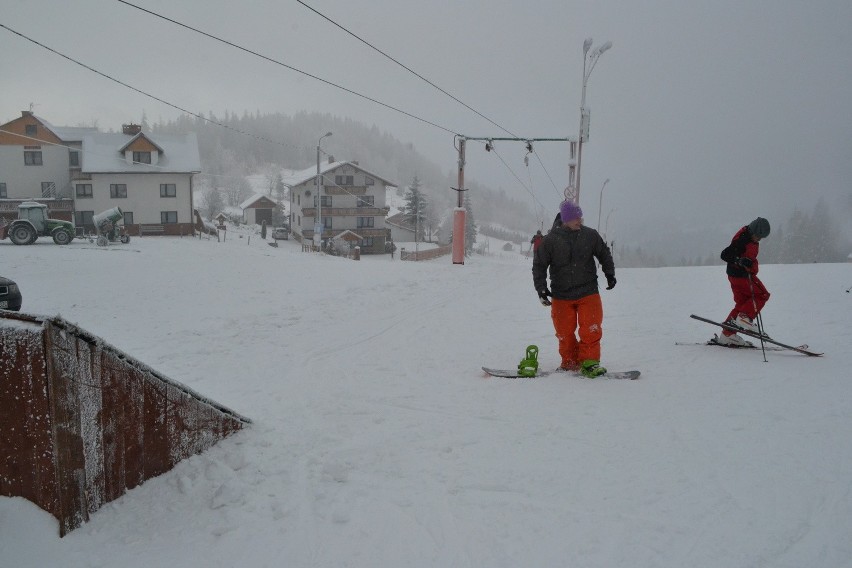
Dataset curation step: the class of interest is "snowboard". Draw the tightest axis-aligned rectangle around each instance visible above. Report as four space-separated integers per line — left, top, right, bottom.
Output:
689 314 823 357
482 367 640 380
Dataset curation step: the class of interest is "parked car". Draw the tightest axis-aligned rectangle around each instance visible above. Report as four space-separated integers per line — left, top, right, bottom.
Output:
0 276 22 311
271 227 290 240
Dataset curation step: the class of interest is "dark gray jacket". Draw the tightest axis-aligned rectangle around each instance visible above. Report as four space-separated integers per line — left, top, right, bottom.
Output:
532 225 615 300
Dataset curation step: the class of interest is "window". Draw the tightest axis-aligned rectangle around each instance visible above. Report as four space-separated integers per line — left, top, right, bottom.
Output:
161 211 178 224
69 151 80 167
357 217 375 228
25 124 37 136
313 196 332 207
75 211 94 228
110 184 127 198
361 237 374 248
0 183 6 198
41 182 56 197
335 175 354 186
123 211 134 225
160 183 176 197
76 184 93 198
365 176 375 186
24 151 43 165
132 151 151 164
323 217 332 229
357 195 374 207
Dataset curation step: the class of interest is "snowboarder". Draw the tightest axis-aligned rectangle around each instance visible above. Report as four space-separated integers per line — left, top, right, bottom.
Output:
717 217 771 346
532 200 616 377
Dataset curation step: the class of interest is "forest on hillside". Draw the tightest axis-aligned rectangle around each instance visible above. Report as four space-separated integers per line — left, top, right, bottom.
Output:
149 110 850 266
149 110 541 240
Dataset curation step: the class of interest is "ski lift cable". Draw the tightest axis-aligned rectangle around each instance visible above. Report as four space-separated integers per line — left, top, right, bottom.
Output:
295 0 520 139
532 150 562 198
111 2 459 136
486 142 547 214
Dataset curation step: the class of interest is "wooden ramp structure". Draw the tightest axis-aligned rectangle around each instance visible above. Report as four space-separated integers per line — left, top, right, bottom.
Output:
0 311 250 536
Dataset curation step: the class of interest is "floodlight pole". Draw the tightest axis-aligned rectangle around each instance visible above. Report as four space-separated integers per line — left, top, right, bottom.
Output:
570 38 611 205
315 132 332 249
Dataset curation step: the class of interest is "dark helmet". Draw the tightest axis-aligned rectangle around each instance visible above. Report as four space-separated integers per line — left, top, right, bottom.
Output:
748 217 770 239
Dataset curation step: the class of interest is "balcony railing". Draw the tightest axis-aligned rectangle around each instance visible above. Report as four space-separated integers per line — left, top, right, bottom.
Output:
302 206 390 217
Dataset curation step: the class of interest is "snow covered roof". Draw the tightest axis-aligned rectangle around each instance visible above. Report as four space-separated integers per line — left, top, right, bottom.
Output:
31 115 97 141
118 132 164 154
80 131 201 174
239 193 277 210
281 161 396 188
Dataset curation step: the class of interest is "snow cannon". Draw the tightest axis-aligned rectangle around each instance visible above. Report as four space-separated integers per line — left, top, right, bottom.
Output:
93 207 130 246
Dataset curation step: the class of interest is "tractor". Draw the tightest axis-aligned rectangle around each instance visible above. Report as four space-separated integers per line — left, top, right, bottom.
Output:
0 201 76 245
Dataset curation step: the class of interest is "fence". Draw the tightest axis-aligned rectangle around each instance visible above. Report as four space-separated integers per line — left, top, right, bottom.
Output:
399 244 453 261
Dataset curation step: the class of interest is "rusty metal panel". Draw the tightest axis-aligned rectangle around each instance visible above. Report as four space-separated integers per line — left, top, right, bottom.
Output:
0 318 59 517
1 311 251 536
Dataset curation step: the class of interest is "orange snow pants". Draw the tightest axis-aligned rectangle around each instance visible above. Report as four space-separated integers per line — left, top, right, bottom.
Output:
550 294 603 368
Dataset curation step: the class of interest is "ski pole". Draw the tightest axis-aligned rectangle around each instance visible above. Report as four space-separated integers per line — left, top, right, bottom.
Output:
747 273 767 362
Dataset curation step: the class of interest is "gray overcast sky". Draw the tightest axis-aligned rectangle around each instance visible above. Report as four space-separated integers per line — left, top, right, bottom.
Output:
2 0 851 244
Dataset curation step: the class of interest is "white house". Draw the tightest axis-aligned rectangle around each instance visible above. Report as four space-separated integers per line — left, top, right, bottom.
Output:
0 111 200 235
285 160 395 254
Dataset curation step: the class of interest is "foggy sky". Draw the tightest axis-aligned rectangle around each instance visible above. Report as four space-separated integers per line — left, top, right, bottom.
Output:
2 0 851 247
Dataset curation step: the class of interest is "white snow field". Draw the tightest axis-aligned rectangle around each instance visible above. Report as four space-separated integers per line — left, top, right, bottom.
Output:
1 231 851 568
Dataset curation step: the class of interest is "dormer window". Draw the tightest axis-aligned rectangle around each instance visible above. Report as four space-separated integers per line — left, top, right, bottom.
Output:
132 151 152 164
25 124 37 136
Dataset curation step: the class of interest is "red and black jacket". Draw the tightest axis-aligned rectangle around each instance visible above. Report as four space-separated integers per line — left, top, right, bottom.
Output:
721 226 759 278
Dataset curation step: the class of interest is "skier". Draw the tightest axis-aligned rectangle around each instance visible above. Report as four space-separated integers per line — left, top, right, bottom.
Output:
717 217 771 346
530 230 543 254
532 200 616 377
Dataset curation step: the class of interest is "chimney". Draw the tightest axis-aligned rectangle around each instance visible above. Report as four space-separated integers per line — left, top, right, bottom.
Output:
327 156 335 164
122 123 142 135
22 110 33 117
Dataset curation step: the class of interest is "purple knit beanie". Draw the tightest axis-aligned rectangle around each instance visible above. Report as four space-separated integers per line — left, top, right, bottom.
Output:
560 200 583 222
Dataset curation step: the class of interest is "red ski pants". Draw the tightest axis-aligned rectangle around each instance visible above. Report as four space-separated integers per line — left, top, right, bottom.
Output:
550 294 603 367
725 274 770 324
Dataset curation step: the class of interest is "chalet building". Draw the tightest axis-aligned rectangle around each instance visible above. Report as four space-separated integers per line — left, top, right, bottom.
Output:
240 194 278 226
0 111 200 235
285 160 394 254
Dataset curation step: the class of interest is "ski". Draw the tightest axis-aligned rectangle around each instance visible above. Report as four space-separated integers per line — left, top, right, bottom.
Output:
689 314 823 356
675 336 808 352
482 367 640 380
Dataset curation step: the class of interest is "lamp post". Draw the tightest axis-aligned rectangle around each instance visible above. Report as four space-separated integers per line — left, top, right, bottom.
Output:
596 178 610 232
574 38 611 205
315 131 332 249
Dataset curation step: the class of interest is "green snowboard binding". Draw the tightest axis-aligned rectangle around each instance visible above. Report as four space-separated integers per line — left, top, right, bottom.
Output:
517 345 539 377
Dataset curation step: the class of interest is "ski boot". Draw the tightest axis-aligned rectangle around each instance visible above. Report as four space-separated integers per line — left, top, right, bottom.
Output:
517 345 539 378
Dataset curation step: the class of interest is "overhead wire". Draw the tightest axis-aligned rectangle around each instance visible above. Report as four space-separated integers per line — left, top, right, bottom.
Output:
112 0 458 136
485 142 547 216
294 0 519 139
0 23 319 156
5 4 571 211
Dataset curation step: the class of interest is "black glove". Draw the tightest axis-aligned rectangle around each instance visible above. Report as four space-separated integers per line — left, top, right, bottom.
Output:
537 288 552 306
736 257 753 269
606 275 617 290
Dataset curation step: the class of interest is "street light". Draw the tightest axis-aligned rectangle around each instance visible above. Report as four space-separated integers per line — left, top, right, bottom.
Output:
596 178 610 232
315 131 332 249
574 38 612 205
